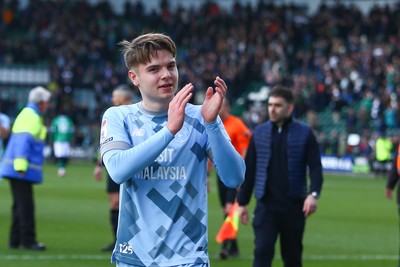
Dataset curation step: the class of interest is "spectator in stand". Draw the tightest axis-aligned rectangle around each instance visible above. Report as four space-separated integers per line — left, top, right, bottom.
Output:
317 131 330 155
358 136 373 158
345 107 358 134
1 1 400 155
329 130 340 156
357 106 372 132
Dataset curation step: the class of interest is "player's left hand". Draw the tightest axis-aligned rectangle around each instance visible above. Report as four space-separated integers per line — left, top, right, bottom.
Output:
201 76 227 123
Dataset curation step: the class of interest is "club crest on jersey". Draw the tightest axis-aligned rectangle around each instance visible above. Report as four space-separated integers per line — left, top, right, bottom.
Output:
132 128 145 136
175 127 189 143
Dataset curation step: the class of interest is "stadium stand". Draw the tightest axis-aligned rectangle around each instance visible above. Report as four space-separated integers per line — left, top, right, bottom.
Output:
0 0 399 162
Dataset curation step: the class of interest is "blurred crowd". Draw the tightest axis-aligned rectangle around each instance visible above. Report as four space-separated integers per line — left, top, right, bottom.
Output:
0 0 400 159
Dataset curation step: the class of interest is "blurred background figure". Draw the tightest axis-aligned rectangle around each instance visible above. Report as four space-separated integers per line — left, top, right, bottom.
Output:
211 97 251 259
0 86 51 251
50 109 75 177
93 84 134 252
374 131 393 178
0 105 11 160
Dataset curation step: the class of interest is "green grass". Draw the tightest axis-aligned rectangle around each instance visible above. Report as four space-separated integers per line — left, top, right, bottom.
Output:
0 162 398 267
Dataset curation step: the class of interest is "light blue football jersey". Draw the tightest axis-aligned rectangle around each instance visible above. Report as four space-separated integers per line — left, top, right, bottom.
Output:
100 102 244 267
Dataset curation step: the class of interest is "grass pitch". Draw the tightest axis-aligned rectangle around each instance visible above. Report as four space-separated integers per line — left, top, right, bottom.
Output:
0 161 398 267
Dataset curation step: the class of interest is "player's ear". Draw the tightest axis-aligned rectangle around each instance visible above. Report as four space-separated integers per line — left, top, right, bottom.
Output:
128 69 139 87
288 103 294 114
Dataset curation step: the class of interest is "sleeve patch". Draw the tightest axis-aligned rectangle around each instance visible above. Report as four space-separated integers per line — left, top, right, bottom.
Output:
100 118 108 143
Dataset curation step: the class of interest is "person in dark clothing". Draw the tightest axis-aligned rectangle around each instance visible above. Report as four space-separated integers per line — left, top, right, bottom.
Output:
385 142 400 267
237 85 324 267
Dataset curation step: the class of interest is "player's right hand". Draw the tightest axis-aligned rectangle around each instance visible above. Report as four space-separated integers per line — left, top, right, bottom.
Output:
167 83 193 135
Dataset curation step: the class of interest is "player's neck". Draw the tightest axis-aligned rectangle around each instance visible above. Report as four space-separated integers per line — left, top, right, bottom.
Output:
139 101 168 114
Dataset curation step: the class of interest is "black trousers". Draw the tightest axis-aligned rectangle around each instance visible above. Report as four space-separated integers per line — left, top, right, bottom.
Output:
252 200 305 267
217 177 237 209
8 178 37 246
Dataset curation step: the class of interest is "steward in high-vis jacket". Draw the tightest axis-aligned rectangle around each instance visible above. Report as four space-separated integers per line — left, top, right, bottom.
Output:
0 86 51 251
1 103 47 182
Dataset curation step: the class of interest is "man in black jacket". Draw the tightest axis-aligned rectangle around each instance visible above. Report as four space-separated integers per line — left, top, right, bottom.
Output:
237 85 323 267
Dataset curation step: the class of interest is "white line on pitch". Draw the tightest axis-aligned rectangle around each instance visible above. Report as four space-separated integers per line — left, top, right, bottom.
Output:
0 254 398 261
0 255 110 260
210 255 399 261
